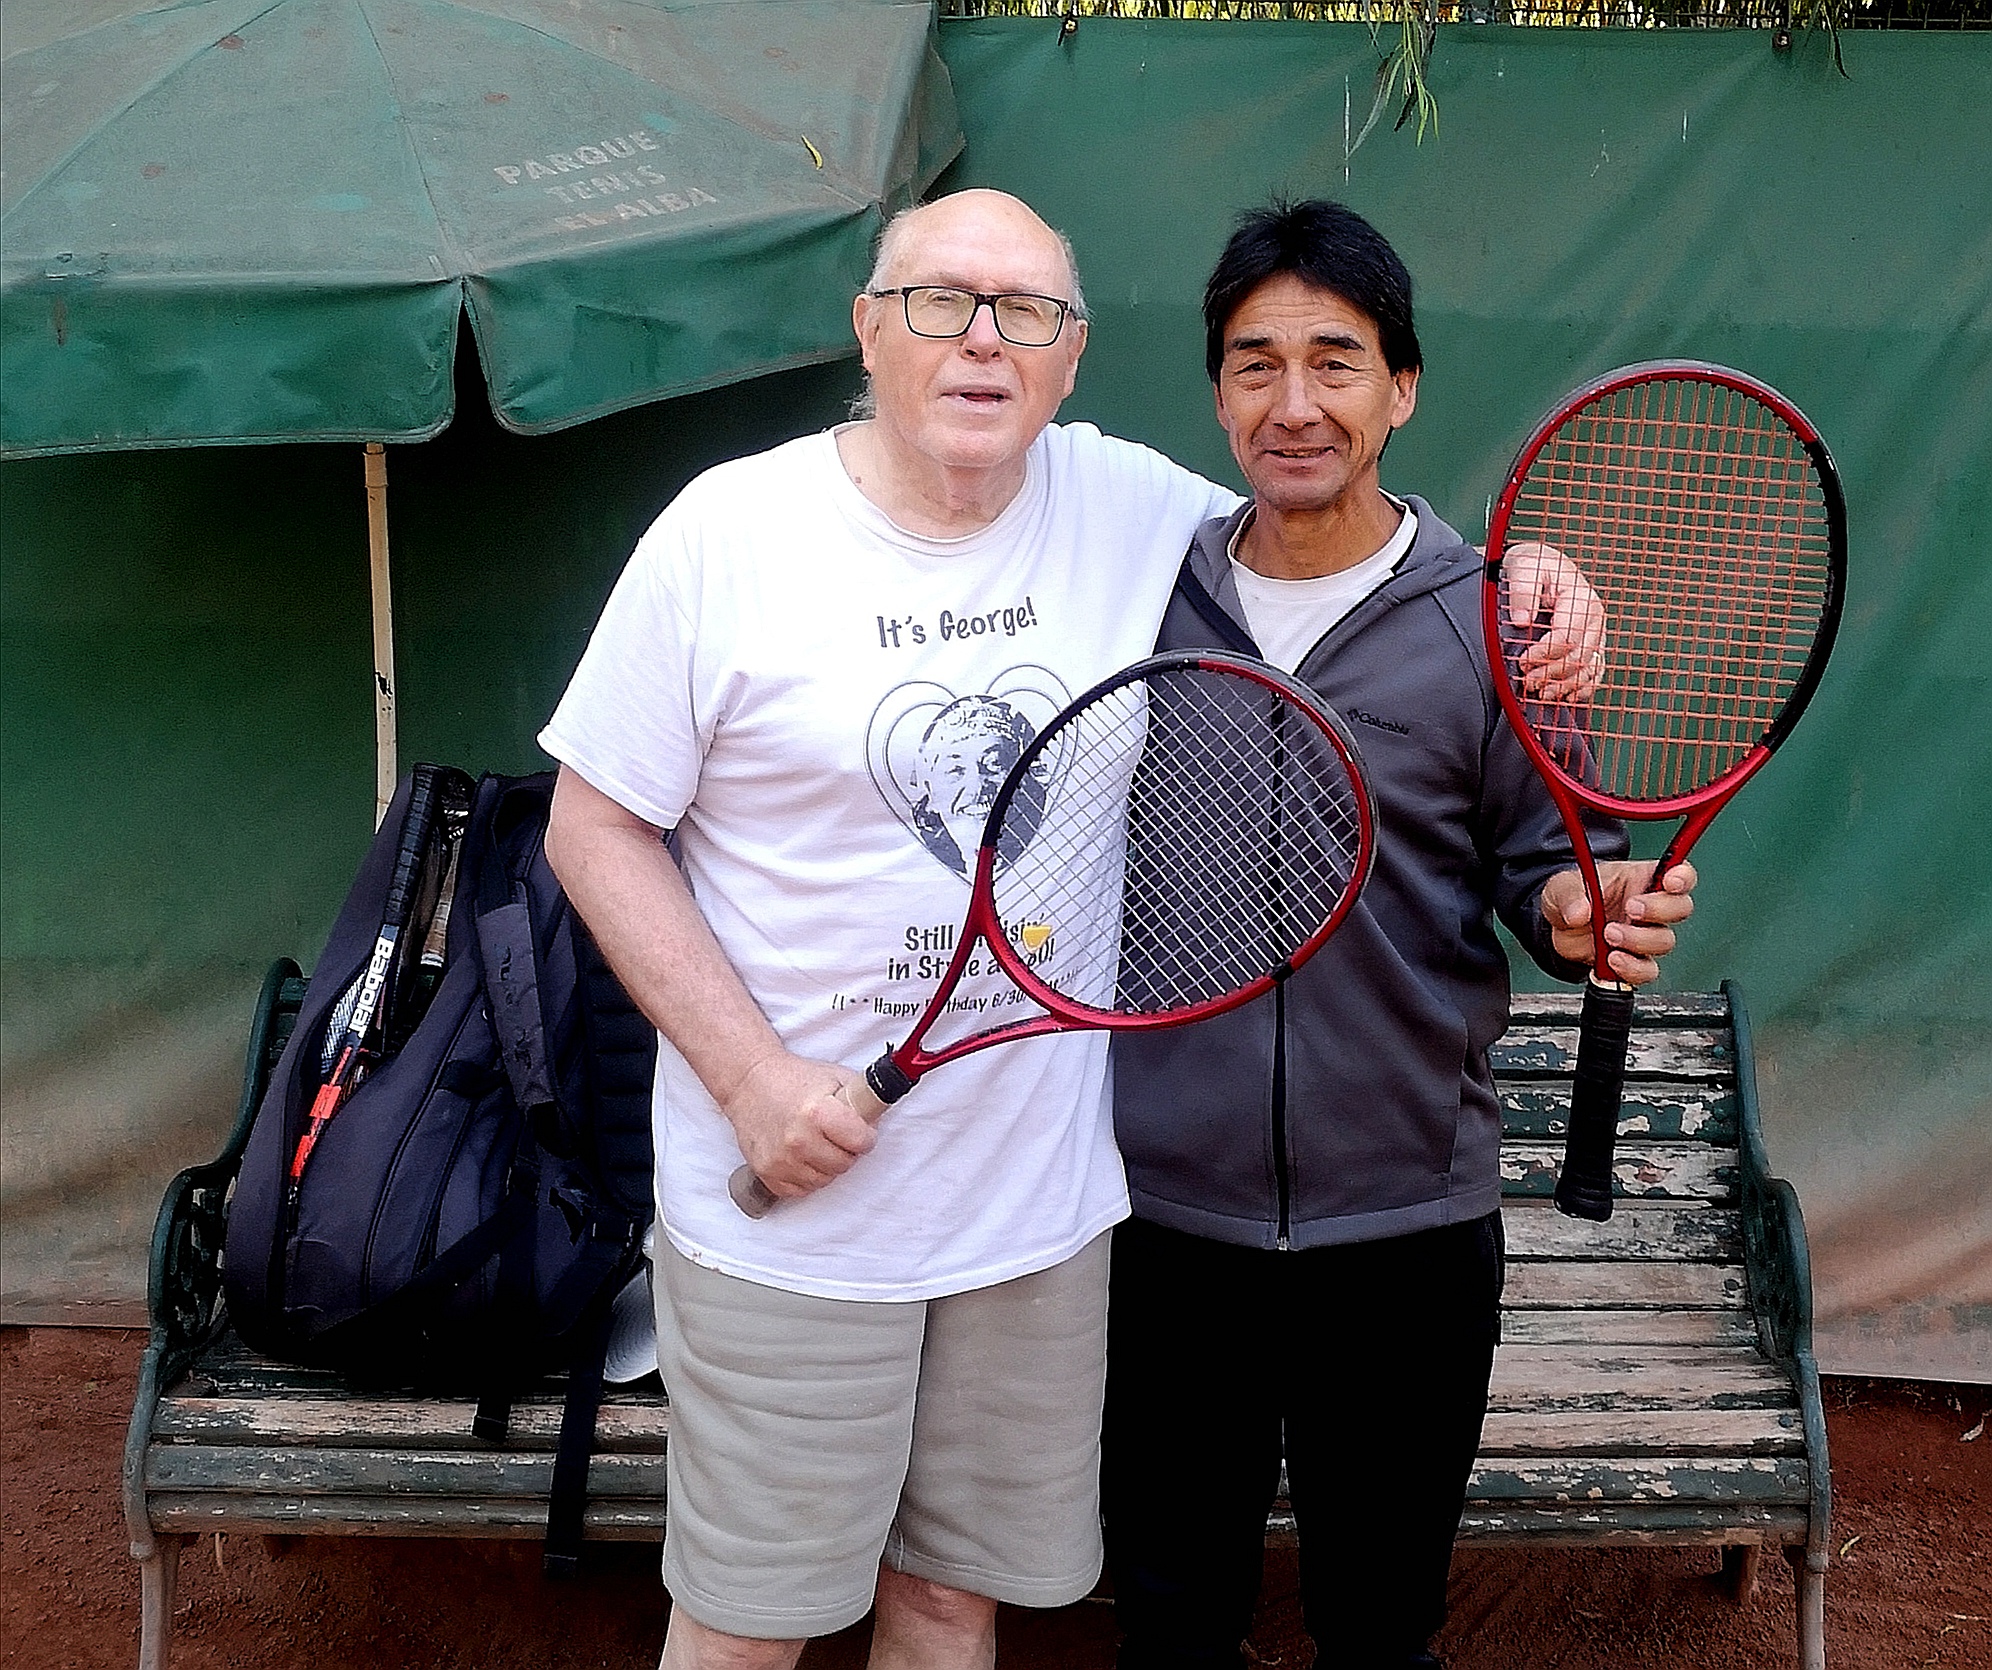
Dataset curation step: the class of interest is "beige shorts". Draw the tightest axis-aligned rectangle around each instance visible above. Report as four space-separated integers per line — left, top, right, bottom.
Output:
653 1232 1111 1639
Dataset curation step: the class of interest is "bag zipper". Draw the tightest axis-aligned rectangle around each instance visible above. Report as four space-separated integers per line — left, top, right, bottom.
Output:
357 989 486 1303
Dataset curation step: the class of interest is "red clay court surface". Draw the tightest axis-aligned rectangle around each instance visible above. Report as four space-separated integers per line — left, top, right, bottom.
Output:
3 1328 1986 1669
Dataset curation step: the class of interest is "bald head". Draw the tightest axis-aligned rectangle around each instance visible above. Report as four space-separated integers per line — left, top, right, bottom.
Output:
868 190 1088 320
846 187 1090 522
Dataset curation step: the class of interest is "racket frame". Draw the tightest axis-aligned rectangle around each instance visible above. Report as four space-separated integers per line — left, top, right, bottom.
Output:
1482 360 1846 1218
1487 362 1844 873
862 650 1377 1104
729 651 1376 1217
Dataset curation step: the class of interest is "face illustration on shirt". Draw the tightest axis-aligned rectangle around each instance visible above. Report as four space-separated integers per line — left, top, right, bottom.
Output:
907 697 1032 868
868 668 1073 878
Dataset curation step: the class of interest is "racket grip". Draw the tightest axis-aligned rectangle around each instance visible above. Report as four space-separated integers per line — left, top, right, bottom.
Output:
728 1170 781 1219
726 1052 908 1219
840 1069 890 1124
1555 978 1636 1222
383 767 439 927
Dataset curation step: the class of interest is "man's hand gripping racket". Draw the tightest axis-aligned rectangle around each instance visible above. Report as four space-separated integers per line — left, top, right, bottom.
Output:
1484 362 1845 1221
729 651 1378 1217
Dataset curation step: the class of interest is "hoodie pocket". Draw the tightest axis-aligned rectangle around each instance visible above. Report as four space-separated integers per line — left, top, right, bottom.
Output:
1280 926 1470 1221
1111 990 1281 1226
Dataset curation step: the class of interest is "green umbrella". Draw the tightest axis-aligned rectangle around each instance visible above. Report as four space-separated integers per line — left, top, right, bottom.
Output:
2 0 959 452
2 0 959 813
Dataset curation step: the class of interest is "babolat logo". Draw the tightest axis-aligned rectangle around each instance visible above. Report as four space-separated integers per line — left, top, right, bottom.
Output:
1349 707 1410 736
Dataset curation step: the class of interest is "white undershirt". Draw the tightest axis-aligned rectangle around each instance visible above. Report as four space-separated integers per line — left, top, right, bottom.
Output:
1229 497 1418 674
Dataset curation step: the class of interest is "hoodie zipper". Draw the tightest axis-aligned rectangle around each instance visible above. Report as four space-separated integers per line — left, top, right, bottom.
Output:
1270 576 1416 1249
1272 977 1292 1249
1179 555 1302 1247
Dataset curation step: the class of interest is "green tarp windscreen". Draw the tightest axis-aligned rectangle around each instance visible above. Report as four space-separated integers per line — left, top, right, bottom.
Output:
3 22 1988 1379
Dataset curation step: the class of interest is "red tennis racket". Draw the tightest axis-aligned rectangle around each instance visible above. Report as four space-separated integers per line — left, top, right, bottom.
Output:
730 651 1378 1217
1484 362 1845 1221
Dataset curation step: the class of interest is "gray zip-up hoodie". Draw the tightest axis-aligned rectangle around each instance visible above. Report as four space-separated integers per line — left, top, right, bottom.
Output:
1112 497 1626 1250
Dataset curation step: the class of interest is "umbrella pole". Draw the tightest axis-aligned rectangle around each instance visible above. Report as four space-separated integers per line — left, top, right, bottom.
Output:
364 442 397 829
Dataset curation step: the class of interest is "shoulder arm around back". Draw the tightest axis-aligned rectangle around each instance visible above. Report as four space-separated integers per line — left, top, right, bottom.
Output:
1044 421 1243 524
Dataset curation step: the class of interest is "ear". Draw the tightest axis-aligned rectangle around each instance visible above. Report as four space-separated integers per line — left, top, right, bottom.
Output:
1058 317 1088 399
1390 365 1420 431
854 291 882 375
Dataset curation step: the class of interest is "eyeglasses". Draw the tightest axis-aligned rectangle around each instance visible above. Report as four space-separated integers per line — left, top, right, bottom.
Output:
868 286 1074 348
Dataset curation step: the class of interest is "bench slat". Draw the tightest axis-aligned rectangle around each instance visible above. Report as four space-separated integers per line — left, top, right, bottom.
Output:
172 1336 646 1402
1495 1343 1778 1369
148 1446 667 1499
179 1360 348 1398
1267 1503 1806 1545
1502 1261 1747 1309
1498 1308 1757 1346
1506 992 1730 1024
1490 1025 1732 1081
1501 1142 1736 1203
1502 1202 1740 1262
1478 1409 1805 1456
1468 1454 1810 1504
1455 1504 1807 1545
1497 1084 1737 1143
147 1493 667 1537
1487 1353 1796 1414
164 1360 1798 1454
154 1396 671 1450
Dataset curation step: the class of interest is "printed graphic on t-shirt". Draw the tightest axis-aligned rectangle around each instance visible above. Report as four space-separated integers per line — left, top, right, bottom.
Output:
538 424 1240 1299
865 666 1074 879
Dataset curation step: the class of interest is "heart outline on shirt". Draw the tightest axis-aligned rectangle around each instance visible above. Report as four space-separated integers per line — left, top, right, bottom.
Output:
866 666 1073 879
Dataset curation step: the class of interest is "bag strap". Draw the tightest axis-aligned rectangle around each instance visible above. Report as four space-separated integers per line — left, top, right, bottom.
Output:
418 1180 633 1443
477 899 558 1117
472 1388 513 1445
453 771 641 1571
543 1289 617 1578
468 1164 637 1564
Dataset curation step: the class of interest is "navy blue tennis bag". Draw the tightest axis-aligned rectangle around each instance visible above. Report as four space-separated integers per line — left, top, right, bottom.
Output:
224 768 656 1571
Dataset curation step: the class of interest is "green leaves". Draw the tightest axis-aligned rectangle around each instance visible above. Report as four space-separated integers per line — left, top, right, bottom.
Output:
1355 0 1441 157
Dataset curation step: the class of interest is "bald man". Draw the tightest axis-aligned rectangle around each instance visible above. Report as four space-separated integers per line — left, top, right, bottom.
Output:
542 191 1238 1670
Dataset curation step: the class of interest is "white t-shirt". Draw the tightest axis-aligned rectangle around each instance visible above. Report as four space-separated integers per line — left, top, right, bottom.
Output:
540 423 1238 1302
1229 499 1418 674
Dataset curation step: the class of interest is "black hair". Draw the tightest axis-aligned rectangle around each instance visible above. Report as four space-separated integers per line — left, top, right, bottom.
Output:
1203 198 1422 383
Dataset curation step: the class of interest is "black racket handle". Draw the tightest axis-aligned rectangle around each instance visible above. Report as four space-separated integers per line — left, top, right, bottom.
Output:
1555 978 1636 1222
383 767 440 929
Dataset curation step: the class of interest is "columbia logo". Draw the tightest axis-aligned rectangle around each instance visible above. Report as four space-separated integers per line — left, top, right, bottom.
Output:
1349 707 1410 736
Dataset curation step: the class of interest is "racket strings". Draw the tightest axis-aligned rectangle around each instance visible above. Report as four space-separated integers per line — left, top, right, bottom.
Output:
1506 377 1832 802
989 666 1367 1018
1007 706 1349 1012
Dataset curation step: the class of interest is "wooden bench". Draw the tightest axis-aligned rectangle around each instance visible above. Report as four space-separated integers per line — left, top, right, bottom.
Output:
123 967 1830 1669
1450 985 1828 1669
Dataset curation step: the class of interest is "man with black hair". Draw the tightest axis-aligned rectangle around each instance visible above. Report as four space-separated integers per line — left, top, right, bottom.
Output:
1102 200 1699 1670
